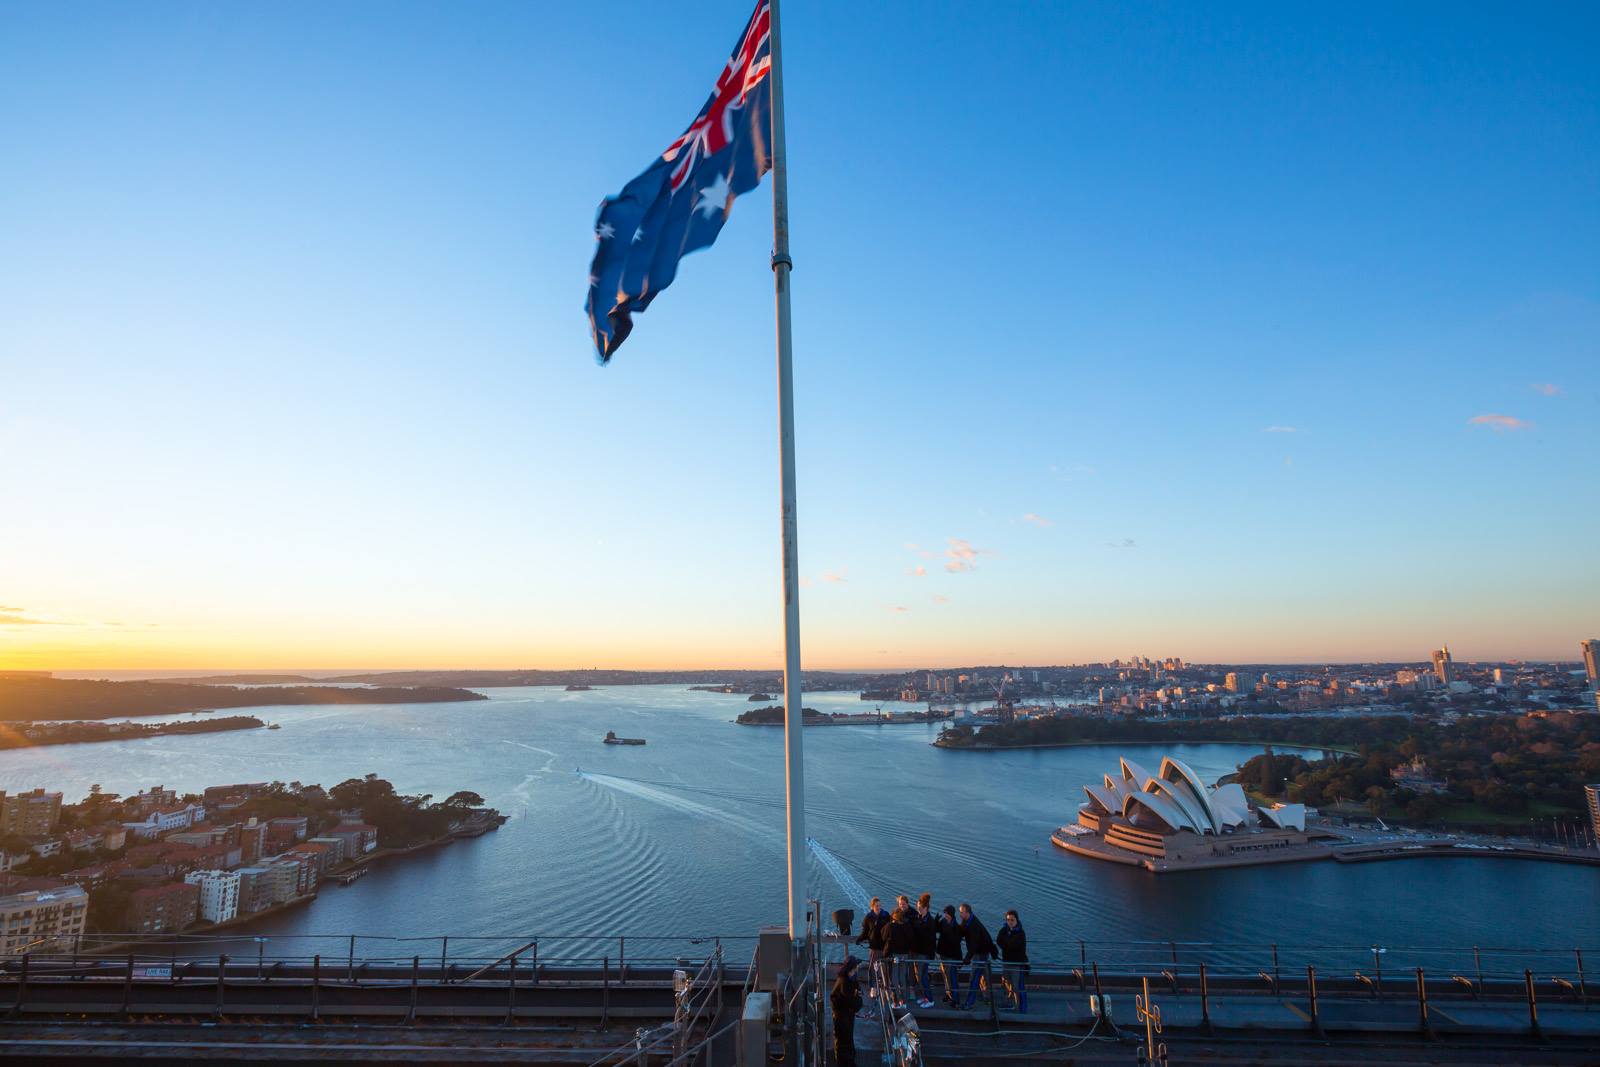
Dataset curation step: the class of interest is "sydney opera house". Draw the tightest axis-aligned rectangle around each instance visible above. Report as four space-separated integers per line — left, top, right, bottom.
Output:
1053 754 1323 871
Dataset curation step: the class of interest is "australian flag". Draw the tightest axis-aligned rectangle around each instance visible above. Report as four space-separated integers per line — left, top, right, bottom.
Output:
585 0 773 362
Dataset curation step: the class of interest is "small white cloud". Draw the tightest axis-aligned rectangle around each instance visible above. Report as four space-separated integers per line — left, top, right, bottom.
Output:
1022 513 1052 527
907 566 927 577
932 595 950 605
1468 414 1533 433
1263 426 1298 434
1106 538 1136 550
944 538 986 573
821 570 848 584
1530 383 1562 397
888 605 910 614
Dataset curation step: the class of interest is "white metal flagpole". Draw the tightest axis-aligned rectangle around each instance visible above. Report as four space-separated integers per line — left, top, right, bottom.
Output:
765 0 807 947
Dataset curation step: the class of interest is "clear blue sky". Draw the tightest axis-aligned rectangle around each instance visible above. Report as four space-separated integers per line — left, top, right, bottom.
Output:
2 1 1596 669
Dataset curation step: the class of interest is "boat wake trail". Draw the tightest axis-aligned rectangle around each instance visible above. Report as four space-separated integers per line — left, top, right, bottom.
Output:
501 740 559 774
806 838 870 911
578 771 778 844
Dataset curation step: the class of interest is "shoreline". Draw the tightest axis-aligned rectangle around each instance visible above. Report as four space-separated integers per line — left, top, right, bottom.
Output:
934 738 1359 755
79 814 507 956
0 718 266 753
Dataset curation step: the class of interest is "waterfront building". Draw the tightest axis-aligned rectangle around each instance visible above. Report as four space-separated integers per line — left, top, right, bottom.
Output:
0 884 87 955
1584 639 1600 688
130 785 177 814
126 881 199 934
234 867 273 913
1432 646 1456 686
1587 784 1600 841
0 788 64 837
1058 754 1321 869
202 783 269 805
239 819 268 863
123 803 206 840
307 836 350 865
268 816 310 842
184 869 241 923
328 822 379 855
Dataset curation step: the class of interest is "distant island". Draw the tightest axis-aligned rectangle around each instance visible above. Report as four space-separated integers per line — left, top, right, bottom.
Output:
0 676 485 723
0 715 266 750
307 669 876 690
158 674 322 685
736 705 823 724
737 705 952 726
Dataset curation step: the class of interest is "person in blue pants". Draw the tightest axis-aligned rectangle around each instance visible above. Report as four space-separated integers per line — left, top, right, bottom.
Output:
958 903 997 1009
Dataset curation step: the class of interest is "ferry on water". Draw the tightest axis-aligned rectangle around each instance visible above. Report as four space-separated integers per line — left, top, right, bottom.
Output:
603 731 646 746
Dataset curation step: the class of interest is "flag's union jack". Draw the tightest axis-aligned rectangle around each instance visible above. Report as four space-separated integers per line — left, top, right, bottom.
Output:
585 0 775 361
662 1 772 192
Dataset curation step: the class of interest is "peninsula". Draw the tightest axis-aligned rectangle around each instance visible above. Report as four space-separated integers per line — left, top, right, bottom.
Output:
0 715 265 750
0 775 504 949
0 675 486 723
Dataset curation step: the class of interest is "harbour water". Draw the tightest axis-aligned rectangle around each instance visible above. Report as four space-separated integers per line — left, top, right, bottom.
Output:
1 685 1595 968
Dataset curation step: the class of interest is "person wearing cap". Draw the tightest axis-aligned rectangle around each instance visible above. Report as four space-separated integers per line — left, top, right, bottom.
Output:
830 957 863 1067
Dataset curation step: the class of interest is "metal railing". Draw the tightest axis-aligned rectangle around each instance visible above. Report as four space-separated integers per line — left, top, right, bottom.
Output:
12 932 753 981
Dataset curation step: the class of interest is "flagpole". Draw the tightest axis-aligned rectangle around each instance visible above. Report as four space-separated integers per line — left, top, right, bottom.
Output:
766 0 806 947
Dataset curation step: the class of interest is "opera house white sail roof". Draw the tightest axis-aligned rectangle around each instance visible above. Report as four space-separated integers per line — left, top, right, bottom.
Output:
1080 754 1255 835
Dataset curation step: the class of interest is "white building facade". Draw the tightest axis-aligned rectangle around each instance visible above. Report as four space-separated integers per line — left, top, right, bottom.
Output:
184 869 241 923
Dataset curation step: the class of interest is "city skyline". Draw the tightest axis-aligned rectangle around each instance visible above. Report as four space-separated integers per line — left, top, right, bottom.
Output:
3 2 1597 671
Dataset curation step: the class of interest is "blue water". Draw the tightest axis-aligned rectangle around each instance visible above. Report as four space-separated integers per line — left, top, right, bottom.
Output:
1 685 1594 972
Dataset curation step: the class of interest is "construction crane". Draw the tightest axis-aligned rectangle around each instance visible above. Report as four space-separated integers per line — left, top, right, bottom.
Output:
990 675 1016 725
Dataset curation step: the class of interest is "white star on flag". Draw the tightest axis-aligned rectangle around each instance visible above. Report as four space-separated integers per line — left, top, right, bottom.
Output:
632 227 646 243
694 172 733 219
595 222 616 240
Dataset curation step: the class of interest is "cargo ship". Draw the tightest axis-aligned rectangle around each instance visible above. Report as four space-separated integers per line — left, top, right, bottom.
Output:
603 731 646 746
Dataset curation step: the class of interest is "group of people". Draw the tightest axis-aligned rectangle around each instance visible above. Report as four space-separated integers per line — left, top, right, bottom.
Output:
828 893 1030 1065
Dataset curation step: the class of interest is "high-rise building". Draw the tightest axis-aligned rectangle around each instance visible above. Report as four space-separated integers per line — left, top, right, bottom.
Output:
1583 639 1600 688
0 885 87 955
1586 785 1600 843
1224 672 1248 694
126 881 199 934
184 870 241 923
0 789 63 838
1431 646 1455 686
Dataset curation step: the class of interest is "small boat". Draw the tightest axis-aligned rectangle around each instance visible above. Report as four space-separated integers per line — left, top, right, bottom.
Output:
267 723 281 730
565 684 595 691
603 731 646 746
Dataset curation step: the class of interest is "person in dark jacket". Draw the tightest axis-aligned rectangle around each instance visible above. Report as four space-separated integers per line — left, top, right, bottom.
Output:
854 898 890 996
885 906 917 1008
995 909 1028 1013
934 905 964 1005
830 957 863 1067
909 892 937 1007
957 903 997 1010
